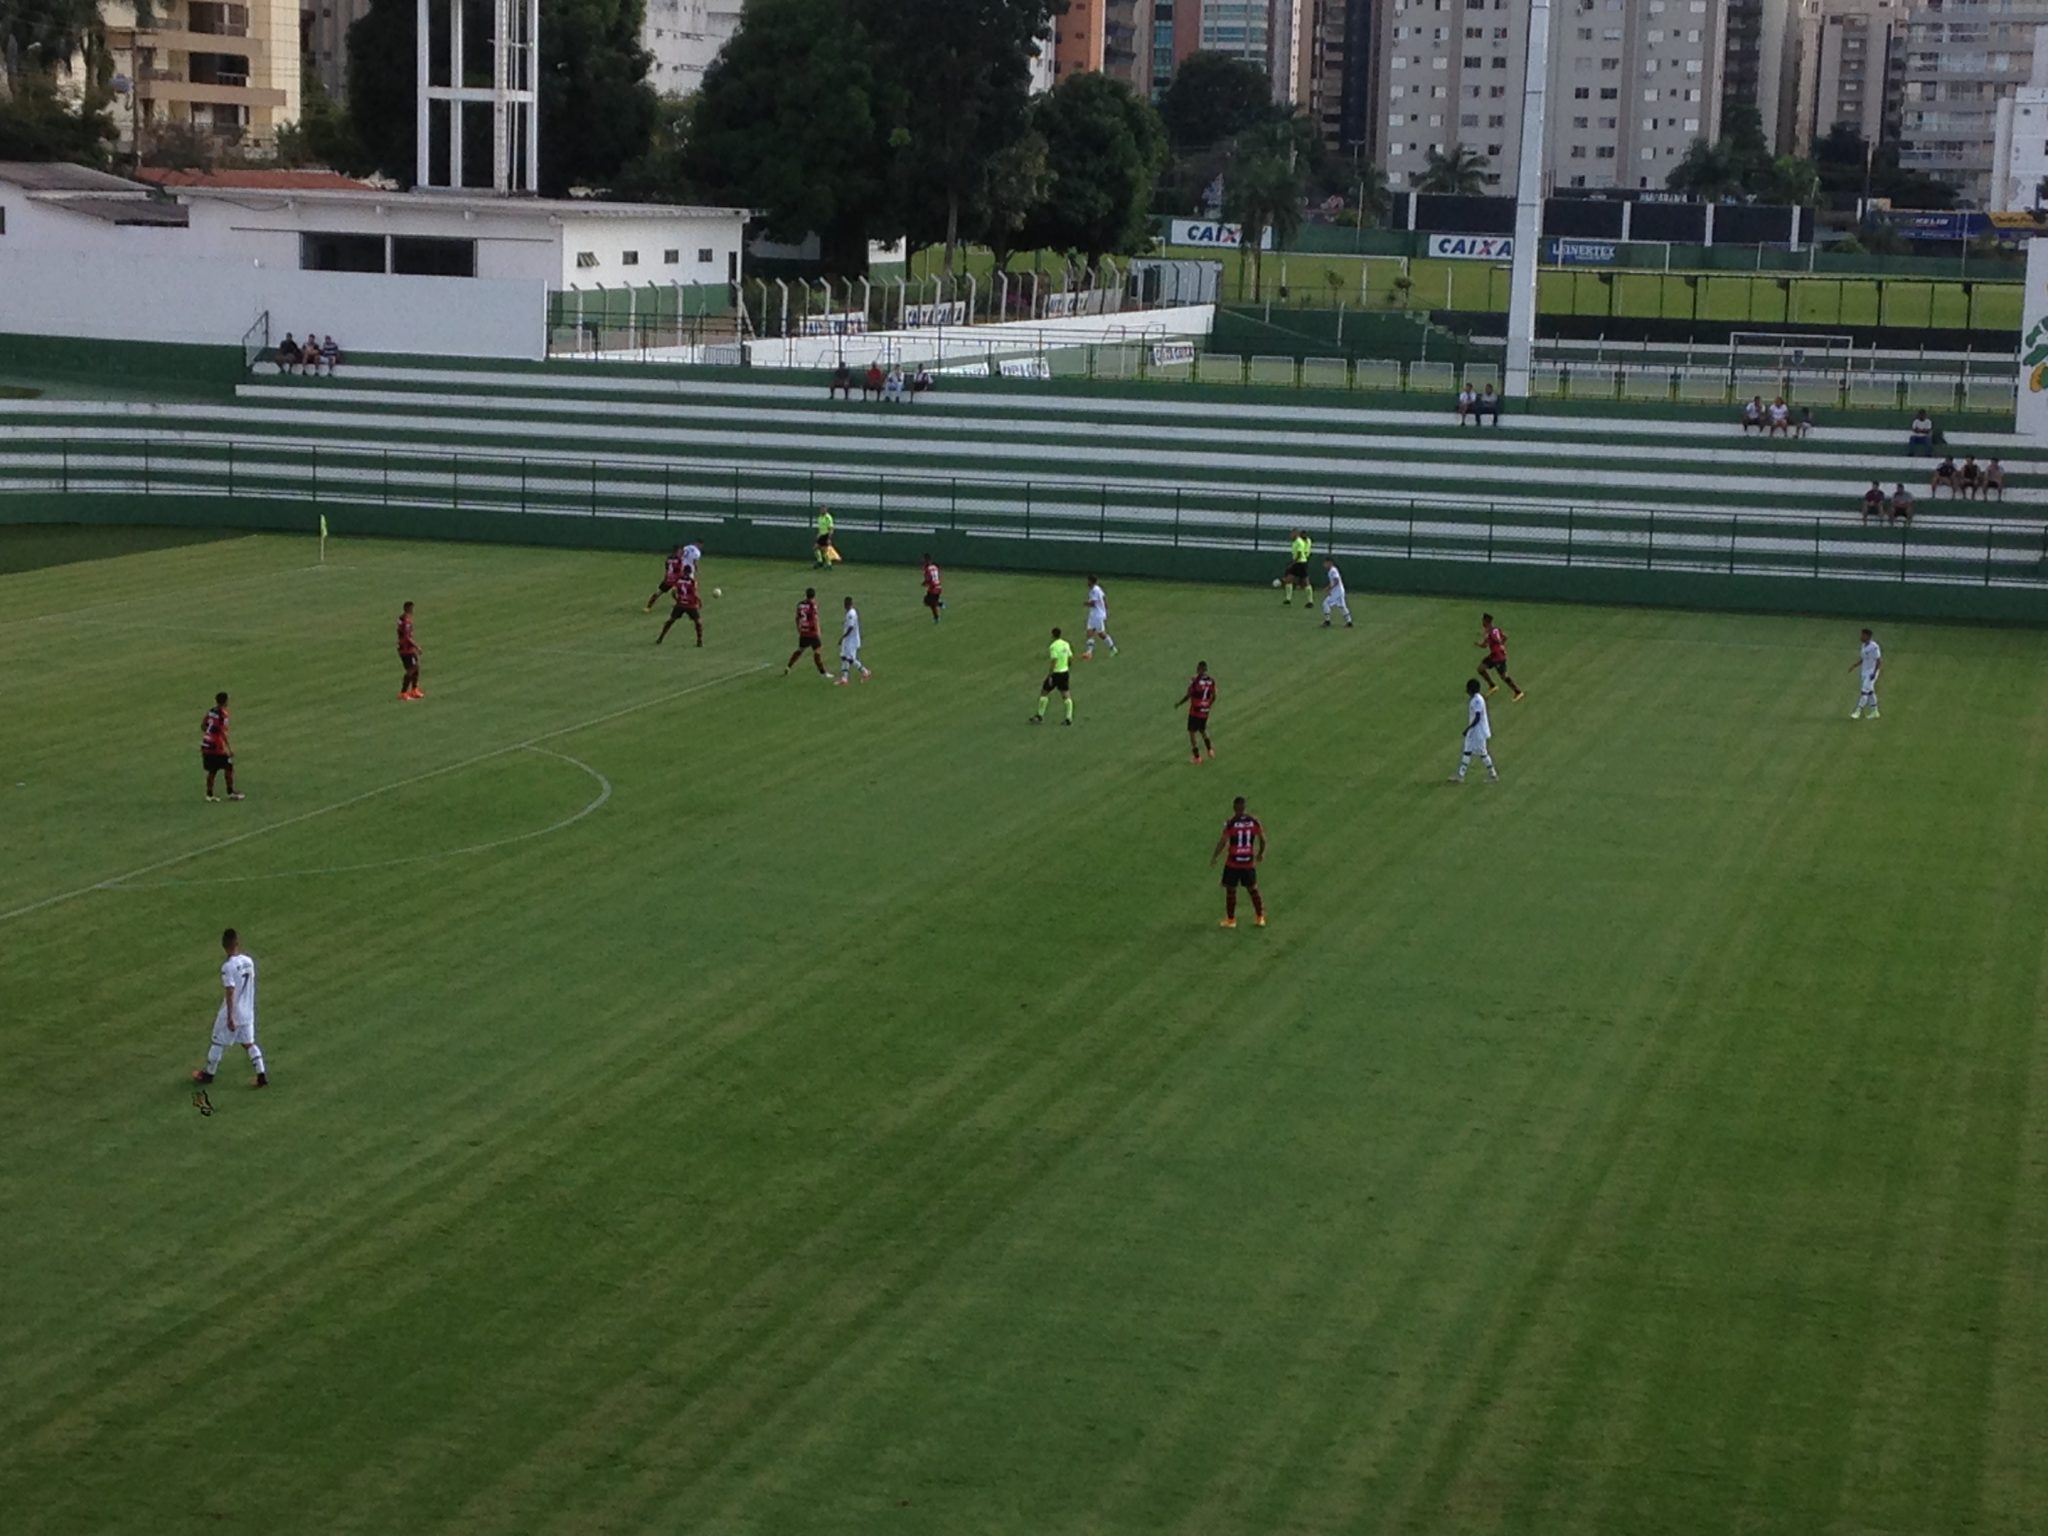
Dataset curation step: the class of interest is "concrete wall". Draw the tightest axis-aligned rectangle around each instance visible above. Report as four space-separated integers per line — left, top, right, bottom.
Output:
556 215 742 290
0 192 191 255
0 250 547 360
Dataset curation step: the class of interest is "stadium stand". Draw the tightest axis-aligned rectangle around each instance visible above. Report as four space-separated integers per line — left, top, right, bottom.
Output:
1 357 2045 609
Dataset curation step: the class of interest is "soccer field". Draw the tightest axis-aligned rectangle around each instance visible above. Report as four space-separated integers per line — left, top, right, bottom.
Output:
5 528 2047 1535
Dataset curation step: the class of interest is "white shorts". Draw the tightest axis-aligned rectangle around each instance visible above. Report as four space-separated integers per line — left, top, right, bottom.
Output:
1464 730 1491 754
212 1007 257 1047
1087 609 1107 631
1860 676 1879 694
841 643 861 662
1323 591 1348 612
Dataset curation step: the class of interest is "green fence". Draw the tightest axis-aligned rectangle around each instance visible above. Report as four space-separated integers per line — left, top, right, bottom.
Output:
4 437 2044 622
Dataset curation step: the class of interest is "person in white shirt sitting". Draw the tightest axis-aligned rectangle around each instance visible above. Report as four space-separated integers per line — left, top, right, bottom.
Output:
882 366 906 403
1455 384 1478 425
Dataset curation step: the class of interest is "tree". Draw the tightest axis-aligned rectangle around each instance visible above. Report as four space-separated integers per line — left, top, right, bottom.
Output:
1414 142 1489 195
1347 159 1390 225
1720 101 1773 189
346 0 659 195
273 71 372 175
1666 138 1743 201
0 67 114 164
0 0 100 89
974 128 1050 274
1814 125 1956 211
609 92 696 202
1023 72 1165 264
1751 154 1820 208
685 0 899 273
1222 118 1308 297
867 0 1057 274
1159 50 1273 150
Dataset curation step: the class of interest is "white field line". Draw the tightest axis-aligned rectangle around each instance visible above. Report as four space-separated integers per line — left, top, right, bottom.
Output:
100 745 612 888
0 661 770 925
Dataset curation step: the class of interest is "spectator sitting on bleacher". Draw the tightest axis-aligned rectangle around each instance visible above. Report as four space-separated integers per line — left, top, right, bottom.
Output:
1931 456 1959 498
1861 481 1885 523
1890 483 1915 524
1960 455 1983 499
1984 458 2006 501
912 365 934 396
276 334 300 373
1455 383 1478 424
319 335 341 376
830 361 852 399
1740 396 1763 434
1907 410 1934 457
1796 405 1815 438
1766 397 1790 437
1476 384 1501 426
882 366 906 403
862 363 884 401
300 334 321 373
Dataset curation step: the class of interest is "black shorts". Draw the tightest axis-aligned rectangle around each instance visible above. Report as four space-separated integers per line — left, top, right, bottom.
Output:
815 534 832 549
1221 865 1258 889
924 590 942 609
203 752 233 772
400 650 419 668
1187 714 1210 734
1287 561 1309 583
797 634 821 650
1043 672 1070 693
1480 654 1507 672
671 603 700 621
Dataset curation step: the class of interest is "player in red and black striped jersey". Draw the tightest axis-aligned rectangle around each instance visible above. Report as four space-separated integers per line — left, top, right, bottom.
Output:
657 565 704 646
785 587 827 674
396 601 422 700
645 545 687 611
200 691 243 801
921 553 945 624
1475 612 1524 700
1208 796 1266 927
1175 661 1218 764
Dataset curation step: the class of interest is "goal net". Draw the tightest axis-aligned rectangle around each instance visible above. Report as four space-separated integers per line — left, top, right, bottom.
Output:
1729 331 1856 377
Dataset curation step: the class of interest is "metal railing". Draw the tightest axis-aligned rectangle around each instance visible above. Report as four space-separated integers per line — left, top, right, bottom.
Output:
6 437 2044 591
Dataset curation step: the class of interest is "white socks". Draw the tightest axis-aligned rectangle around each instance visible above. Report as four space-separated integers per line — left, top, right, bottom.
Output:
247 1044 266 1075
205 1042 226 1073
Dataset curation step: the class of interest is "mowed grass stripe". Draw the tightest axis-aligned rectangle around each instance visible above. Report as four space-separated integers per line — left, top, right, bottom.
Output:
8 530 2048 1534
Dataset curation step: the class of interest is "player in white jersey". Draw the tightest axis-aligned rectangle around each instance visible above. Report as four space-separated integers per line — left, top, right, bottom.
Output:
1081 575 1118 659
681 541 704 576
1318 558 1354 628
1851 627 1882 719
1449 678 1499 783
191 928 268 1088
836 595 871 685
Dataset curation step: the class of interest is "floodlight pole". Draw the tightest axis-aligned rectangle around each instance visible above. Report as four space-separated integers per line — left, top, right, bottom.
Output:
1504 0 1553 399
416 0 541 193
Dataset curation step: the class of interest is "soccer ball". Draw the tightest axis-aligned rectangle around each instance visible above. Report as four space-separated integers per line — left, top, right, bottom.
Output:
1270 578 1282 588
712 587 723 598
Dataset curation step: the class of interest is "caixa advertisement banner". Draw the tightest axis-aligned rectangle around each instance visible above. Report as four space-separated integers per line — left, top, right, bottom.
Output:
2019 239 2048 441
1427 235 1514 261
1167 219 1275 251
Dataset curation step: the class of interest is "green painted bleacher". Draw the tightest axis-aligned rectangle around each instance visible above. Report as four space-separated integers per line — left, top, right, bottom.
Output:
3 357 2046 614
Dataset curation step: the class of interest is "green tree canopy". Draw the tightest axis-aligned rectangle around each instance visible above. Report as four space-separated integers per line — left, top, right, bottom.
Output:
1414 142 1489 195
1021 71 1165 264
974 128 1051 273
1222 116 1309 295
1159 50 1274 150
346 0 659 196
684 0 899 273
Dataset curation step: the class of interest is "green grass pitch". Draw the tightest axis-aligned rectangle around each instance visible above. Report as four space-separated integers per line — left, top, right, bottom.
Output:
4 527 2048 1535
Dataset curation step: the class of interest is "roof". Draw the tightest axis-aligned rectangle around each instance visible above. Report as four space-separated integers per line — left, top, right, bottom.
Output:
135 169 378 192
58 197 190 227
168 185 753 223
0 161 155 194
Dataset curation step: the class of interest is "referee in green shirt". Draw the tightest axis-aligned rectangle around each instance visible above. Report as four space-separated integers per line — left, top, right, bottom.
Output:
1282 530 1312 605
1033 628 1075 725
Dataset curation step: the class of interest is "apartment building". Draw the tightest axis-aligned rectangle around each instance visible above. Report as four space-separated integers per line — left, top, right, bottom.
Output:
302 0 367 100
641 0 745 96
1373 0 1731 193
1991 44 2048 207
1056 0 1109 80
1898 0 2048 206
102 0 299 152
1784 0 1909 155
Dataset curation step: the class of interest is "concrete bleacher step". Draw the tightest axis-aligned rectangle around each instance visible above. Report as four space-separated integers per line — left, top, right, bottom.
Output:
246 365 2035 449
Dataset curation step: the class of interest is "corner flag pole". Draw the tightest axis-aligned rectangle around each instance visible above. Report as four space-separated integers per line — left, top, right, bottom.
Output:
319 513 329 565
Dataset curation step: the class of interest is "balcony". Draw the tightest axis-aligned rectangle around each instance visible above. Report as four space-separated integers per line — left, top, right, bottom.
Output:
133 67 285 107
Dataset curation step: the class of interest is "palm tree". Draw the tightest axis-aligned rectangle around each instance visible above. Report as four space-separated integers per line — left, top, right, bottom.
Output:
1350 160 1391 225
1414 143 1490 196
1223 119 1309 299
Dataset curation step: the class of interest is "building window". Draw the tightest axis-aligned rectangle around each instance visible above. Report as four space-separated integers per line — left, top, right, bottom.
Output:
697 247 713 262
576 252 599 268
300 231 385 273
622 250 639 266
664 249 680 264
391 236 477 277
